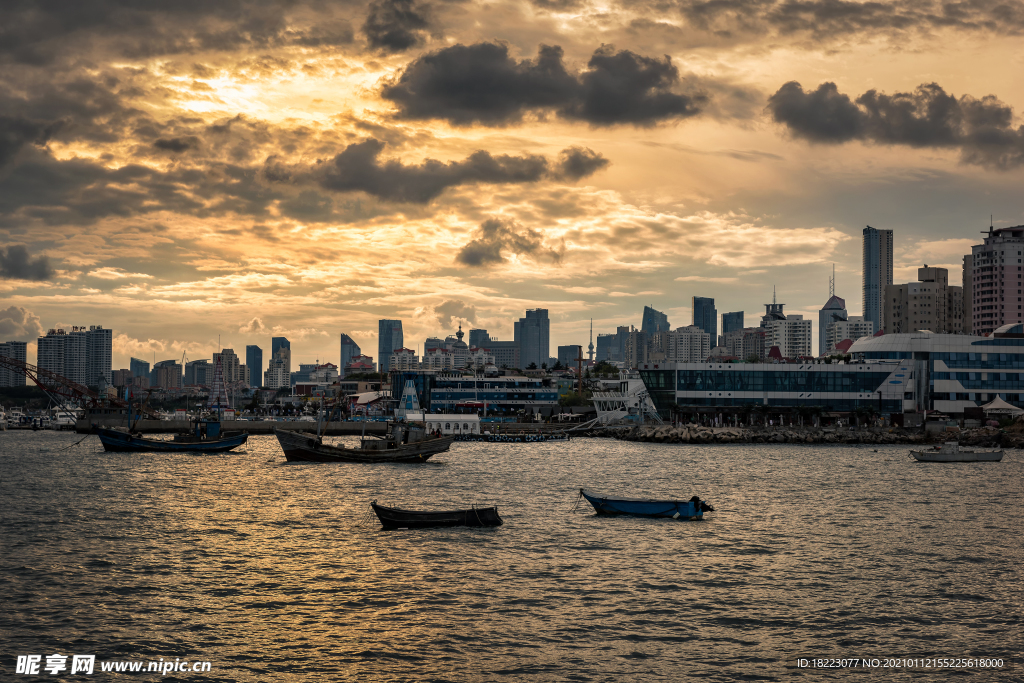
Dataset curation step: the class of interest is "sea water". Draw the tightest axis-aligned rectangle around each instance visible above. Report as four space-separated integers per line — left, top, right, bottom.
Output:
2 431 1021 681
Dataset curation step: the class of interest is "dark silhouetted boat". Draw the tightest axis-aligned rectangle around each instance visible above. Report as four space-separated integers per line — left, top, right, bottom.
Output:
580 488 714 520
96 425 248 453
910 442 1003 462
274 423 454 463
370 500 503 529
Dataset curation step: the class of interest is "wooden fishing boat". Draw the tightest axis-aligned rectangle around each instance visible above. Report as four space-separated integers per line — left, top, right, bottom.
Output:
579 488 714 519
910 442 1003 462
370 500 503 529
96 426 248 453
274 425 454 463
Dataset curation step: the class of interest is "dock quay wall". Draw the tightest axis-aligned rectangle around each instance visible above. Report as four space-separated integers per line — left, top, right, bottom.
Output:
75 419 389 435
607 425 1022 448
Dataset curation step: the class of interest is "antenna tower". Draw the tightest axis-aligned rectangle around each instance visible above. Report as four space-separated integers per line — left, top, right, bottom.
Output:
829 264 835 298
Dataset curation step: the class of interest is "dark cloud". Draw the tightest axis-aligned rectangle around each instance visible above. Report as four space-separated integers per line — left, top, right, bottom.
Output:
381 43 706 127
768 81 1024 169
434 299 476 326
0 115 60 166
0 1 355 65
0 305 45 340
363 0 431 52
455 218 563 266
154 136 199 152
0 245 54 280
295 139 606 203
554 146 610 180
677 0 1024 41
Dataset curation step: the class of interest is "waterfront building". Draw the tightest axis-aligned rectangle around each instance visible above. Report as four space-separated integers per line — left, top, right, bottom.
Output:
863 225 894 332
641 306 670 335
152 359 183 389
468 329 490 349
184 359 212 386
818 296 848 357
884 266 964 335
338 335 359 378
692 297 717 342
378 319 404 372
246 345 263 387
483 340 518 369
130 357 150 381
389 371 560 415
964 225 1024 337
557 345 580 367
0 340 28 386
36 329 67 378
764 315 812 358
36 325 111 387
515 309 549 370
824 316 874 354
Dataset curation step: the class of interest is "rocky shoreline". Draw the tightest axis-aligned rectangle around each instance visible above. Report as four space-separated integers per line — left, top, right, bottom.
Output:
601 424 1022 448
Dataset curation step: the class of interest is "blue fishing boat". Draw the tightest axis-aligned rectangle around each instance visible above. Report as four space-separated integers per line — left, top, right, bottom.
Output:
96 417 248 453
579 488 714 520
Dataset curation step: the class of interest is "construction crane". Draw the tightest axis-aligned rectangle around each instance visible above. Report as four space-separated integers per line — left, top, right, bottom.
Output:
0 354 160 418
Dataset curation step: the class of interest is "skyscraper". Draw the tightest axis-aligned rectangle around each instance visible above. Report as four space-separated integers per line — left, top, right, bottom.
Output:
271 337 290 358
692 297 717 342
0 340 27 386
818 266 848 356
378 320 404 372
36 325 111 387
863 225 894 333
514 309 549 369
965 225 1024 336
245 345 263 387
721 311 744 337
339 334 360 377
468 329 490 349
130 357 150 380
640 306 670 335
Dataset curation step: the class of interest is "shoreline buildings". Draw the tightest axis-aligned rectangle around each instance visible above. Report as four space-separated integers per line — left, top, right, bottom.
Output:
0 340 28 386
514 309 550 369
36 325 112 388
884 266 963 335
963 225 1024 337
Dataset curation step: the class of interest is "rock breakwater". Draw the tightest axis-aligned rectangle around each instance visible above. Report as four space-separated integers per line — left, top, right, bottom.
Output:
606 425 1021 448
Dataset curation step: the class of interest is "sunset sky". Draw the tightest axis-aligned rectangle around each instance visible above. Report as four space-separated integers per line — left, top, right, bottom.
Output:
2 0 1023 369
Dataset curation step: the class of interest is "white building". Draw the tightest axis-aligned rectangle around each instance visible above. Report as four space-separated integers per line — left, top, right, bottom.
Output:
212 348 242 384
824 316 875 354
389 348 420 371
765 315 813 358
664 326 711 362
422 347 454 371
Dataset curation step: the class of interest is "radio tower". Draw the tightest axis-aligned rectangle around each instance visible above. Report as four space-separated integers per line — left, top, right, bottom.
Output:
207 355 229 409
829 263 835 298
587 318 594 361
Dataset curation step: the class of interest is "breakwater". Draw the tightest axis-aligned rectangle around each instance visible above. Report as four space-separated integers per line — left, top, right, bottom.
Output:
608 424 1022 447
75 418 389 435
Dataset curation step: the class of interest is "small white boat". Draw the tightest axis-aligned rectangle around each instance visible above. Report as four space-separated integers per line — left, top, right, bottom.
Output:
911 442 1003 462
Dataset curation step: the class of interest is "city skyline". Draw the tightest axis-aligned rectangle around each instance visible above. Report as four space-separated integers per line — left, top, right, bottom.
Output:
1 0 1022 369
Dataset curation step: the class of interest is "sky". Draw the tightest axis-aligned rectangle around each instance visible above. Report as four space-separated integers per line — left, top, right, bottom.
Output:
2 0 1023 371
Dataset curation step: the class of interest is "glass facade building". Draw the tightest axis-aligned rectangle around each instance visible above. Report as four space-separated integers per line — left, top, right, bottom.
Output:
863 226 893 333
721 311 744 338
378 320 403 373
641 306 670 335
390 372 559 414
514 309 549 370
692 297 717 342
245 345 263 387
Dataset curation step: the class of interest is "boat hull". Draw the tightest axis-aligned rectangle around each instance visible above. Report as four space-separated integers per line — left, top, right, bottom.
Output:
274 428 454 463
580 488 711 519
371 501 503 529
96 427 248 453
910 450 1003 462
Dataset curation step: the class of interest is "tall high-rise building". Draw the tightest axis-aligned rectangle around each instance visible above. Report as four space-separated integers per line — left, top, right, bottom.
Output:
965 225 1024 336
152 359 183 389
378 319 404 372
36 329 67 378
212 348 242 384
692 297 717 342
339 334 360 378
184 359 212 386
0 341 27 386
641 306 670 335
721 311 744 337
557 345 581 367
825 316 874 353
130 357 150 380
765 315 813 358
514 309 549 369
245 345 263 387
818 297 848 356
863 225 894 333
271 336 290 358
595 333 615 362
468 329 490 349
963 254 974 334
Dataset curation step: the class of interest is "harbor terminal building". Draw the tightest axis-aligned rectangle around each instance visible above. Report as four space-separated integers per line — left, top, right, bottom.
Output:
636 326 1024 419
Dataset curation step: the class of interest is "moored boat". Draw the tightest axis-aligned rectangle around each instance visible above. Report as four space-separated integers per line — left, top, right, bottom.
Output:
274 423 454 463
910 442 1003 462
580 488 714 519
370 500 503 529
96 426 248 453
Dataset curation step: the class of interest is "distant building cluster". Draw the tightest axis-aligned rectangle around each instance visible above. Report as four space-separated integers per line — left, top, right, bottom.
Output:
35 326 112 388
